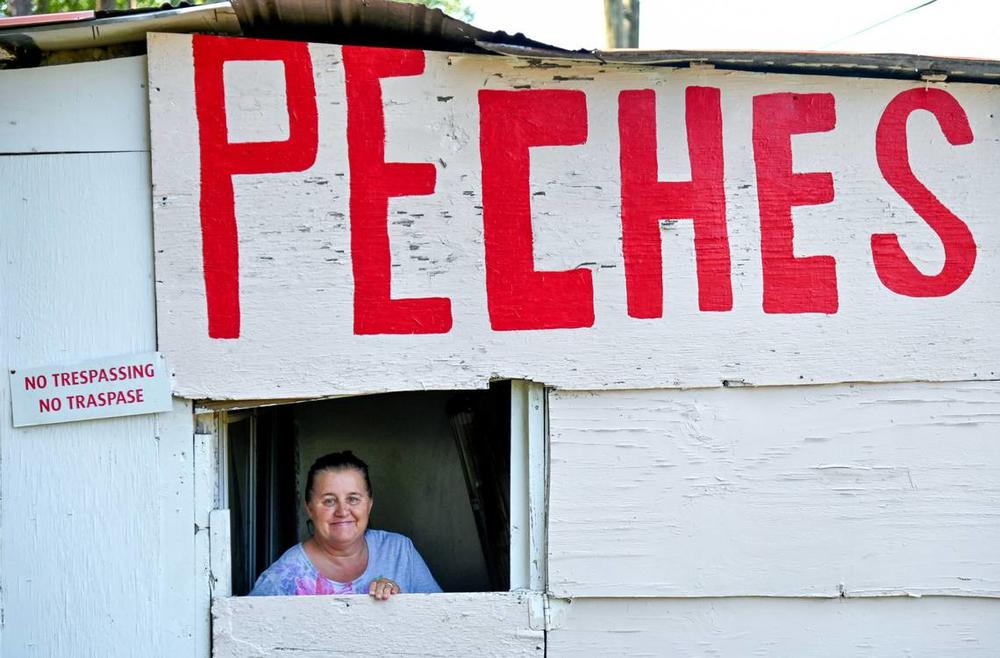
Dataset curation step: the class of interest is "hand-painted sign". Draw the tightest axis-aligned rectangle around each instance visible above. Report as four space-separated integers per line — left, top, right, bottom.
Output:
148 33 998 399
9 352 173 427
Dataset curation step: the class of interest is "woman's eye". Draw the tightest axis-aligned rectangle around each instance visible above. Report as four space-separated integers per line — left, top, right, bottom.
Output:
322 499 336 507
347 497 360 505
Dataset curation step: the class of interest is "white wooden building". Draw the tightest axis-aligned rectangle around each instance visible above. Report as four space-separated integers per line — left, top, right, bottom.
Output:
1 1 998 655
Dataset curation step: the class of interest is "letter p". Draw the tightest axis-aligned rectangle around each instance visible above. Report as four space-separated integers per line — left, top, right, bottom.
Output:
193 35 319 338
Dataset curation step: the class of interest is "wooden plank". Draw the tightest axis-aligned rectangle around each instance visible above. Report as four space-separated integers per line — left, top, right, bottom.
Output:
0 56 149 154
548 597 1000 656
149 33 999 399
212 592 544 657
548 383 1000 598
0 152 197 656
510 381 547 591
210 508 233 598
526 383 547 592
156 399 199 657
509 381 530 590
194 430 216 657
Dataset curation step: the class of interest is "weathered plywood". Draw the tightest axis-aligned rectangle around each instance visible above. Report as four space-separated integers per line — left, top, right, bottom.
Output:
157 398 200 655
0 151 200 657
149 33 999 399
510 381 547 591
0 56 149 154
548 383 1000 598
548 597 1000 657
213 593 544 657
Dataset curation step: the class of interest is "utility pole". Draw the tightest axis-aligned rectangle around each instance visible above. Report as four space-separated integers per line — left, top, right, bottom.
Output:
604 0 640 48
10 0 33 15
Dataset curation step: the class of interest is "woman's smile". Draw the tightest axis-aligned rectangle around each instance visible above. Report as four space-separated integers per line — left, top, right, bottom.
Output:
305 468 373 550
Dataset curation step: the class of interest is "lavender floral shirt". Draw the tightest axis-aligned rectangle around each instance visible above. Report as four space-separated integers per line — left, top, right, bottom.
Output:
249 529 442 596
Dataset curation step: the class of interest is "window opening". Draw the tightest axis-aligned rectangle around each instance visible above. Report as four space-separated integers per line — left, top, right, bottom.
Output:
223 407 298 595
447 382 511 589
220 381 529 596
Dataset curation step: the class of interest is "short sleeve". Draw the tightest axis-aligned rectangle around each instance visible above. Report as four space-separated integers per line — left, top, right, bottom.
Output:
248 543 311 596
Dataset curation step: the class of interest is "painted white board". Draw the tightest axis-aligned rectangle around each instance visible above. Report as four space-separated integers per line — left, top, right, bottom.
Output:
547 383 1000 598
547 597 1000 657
0 56 149 154
212 593 544 657
0 147 199 656
149 33 999 399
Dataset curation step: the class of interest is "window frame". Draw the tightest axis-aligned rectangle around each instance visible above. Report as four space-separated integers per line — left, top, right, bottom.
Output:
203 381 549 598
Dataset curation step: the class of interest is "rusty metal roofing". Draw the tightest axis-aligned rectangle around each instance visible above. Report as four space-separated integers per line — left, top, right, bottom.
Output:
0 0 566 68
231 0 555 54
0 3 240 67
2 0 1000 84
0 10 93 28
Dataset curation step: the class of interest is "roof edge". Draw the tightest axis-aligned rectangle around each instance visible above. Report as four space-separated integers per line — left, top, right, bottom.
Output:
3 0 1000 84
479 42 1000 84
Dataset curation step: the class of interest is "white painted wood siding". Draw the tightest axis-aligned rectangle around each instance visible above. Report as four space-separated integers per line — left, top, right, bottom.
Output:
548 384 1000 598
0 58 202 657
547 597 1000 656
213 593 544 657
0 56 149 154
150 33 999 399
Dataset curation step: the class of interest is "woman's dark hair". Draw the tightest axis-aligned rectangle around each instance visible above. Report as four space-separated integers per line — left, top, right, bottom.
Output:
304 450 372 503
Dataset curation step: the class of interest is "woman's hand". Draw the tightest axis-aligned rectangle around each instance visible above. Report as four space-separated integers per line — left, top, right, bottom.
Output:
368 576 400 600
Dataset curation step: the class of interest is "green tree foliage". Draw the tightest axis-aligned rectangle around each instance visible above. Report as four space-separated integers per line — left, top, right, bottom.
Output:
4 0 473 20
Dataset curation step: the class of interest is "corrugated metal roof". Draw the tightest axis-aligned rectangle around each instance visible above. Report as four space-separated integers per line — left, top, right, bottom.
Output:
0 10 93 28
0 0 568 68
1 0 1000 84
0 3 241 67
232 0 555 54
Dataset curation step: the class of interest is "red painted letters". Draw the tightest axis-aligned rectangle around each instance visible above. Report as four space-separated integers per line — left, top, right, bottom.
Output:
193 35 318 338
753 92 839 314
344 46 452 334
874 88 977 296
190 40 981 341
618 87 731 318
479 89 595 330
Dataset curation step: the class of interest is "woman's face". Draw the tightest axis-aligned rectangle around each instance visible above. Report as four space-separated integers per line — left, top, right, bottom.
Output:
306 468 373 549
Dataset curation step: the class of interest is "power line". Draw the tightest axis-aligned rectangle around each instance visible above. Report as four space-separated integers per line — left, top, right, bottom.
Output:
822 0 941 48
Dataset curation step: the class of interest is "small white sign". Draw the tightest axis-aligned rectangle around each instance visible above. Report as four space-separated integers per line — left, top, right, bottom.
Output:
9 352 173 427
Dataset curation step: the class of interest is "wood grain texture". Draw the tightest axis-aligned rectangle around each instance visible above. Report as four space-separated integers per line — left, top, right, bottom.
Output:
548 383 1000 598
547 597 1000 657
0 149 200 656
149 33 1000 399
212 592 545 657
0 56 149 154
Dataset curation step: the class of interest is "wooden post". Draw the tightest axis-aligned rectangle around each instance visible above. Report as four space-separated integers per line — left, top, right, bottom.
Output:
604 0 640 48
9 0 33 16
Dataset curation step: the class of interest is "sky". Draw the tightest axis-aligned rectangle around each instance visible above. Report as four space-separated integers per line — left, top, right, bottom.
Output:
464 0 1000 60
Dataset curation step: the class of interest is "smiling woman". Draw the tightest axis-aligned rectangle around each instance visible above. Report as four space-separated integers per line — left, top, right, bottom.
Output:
249 451 442 598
